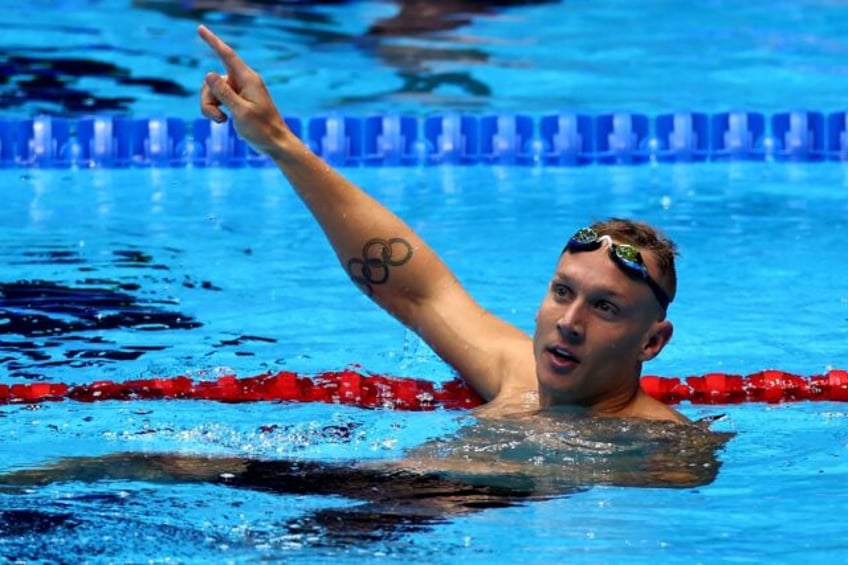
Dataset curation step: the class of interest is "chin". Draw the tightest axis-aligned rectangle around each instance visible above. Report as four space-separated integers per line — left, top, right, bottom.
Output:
536 372 586 404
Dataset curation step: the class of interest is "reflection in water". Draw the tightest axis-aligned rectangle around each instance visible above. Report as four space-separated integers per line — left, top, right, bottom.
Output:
132 1 559 110
133 0 557 35
3 1 560 114
0 51 190 115
0 241 288 378
0 411 732 548
365 0 559 36
0 248 209 378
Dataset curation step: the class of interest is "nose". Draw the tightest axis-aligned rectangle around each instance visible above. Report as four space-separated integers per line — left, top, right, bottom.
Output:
556 300 585 342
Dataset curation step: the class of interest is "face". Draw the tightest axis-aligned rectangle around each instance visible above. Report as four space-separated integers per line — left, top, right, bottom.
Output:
532 245 673 410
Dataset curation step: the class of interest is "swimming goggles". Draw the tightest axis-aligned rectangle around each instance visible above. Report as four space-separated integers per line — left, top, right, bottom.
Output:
563 227 671 309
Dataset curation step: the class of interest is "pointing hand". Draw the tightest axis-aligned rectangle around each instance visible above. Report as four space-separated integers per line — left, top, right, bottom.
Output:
197 24 291 159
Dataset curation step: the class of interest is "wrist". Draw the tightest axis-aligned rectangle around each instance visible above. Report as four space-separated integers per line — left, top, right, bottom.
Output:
267 130 312 167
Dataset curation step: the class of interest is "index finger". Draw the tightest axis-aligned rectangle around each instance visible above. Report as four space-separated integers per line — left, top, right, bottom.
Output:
198 24 252 81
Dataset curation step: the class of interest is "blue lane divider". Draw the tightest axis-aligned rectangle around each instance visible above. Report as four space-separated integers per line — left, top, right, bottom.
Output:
363 115 420 165
655 113 709 162
0 111 845 168
538 114 592 166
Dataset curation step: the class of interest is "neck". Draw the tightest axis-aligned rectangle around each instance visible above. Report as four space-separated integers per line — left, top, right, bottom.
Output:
538 378 642 417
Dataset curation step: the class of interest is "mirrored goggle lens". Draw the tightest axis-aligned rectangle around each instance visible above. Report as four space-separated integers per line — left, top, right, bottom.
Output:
568 227 601 249
610 244 649 277
612 244 643 264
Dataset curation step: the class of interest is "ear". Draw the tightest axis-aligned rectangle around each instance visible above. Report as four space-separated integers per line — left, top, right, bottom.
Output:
640 320 673 362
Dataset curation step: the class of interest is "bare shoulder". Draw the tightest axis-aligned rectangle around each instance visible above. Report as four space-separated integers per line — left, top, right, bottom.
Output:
630 391 690 423
425 300 536 401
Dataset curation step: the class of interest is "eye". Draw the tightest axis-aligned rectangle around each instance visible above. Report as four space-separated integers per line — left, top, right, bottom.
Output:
594 300 620 316
551 282 572 300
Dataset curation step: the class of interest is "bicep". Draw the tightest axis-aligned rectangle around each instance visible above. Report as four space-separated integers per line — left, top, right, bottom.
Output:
391 276 533 401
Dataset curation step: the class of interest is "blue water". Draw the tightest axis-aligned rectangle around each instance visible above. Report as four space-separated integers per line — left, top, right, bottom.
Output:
2 162 848 562
2 1 848 563
4 164 846 382
3 1 848 117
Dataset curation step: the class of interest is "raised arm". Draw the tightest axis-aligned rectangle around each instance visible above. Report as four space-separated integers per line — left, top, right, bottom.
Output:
196 25 533 400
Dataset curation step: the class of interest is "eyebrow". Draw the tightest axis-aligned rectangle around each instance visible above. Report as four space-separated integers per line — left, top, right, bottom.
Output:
551 273 627 301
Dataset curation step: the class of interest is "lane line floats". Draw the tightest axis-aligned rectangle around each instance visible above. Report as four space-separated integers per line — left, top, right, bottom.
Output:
2 369 848 408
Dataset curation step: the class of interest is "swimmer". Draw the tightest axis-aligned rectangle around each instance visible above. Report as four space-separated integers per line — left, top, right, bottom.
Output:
195 24 684 424
0 25 731 547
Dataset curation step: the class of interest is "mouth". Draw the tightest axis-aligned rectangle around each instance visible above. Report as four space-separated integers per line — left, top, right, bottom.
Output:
545 345 580 368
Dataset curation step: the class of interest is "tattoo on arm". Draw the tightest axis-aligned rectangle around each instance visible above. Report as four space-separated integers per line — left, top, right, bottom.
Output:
347 238 414 296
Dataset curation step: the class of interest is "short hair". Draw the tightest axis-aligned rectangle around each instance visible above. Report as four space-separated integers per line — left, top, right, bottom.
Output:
589 218 678 303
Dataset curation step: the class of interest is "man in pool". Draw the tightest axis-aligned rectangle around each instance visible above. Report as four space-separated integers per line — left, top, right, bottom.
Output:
196 24 685 424
0 27 728 546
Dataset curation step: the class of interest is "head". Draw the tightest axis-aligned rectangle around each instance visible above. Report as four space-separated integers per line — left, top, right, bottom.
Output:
533 218 678 412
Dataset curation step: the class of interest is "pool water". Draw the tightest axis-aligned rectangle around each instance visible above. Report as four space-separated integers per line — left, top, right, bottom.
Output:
3 1 848 117
2 162 847 562
2 0 848 563
3 164 845 381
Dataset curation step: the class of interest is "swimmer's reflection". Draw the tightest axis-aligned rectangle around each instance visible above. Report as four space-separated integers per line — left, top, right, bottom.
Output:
135 0 560 105
366 0 559 36
134 0 558 35
0 410 732 547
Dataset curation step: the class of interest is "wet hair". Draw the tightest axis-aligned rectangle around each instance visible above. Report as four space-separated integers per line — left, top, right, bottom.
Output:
589 218 679 303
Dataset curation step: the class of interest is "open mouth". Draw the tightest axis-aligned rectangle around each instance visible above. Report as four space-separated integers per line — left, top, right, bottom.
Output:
546 345 579 365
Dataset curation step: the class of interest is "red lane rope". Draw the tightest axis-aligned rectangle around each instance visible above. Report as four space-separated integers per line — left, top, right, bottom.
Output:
1 369 847 408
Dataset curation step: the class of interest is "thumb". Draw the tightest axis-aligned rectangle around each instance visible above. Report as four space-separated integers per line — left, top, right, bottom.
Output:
205 72 243 111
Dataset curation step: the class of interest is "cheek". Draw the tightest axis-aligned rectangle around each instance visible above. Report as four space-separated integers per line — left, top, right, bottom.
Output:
534 296 546 321
604 327 646 354
534 301 557 328
532 309 544 340
603 328 642 353
533 304 555 342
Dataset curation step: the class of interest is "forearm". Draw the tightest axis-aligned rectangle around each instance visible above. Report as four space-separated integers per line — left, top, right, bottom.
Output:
270 134 454 317
0 454 248 488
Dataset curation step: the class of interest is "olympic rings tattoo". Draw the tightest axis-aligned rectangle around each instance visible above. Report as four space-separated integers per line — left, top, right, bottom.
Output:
347 237 414 296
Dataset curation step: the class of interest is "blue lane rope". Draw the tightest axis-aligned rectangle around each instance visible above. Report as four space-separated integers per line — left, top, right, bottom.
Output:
0 111 846 168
